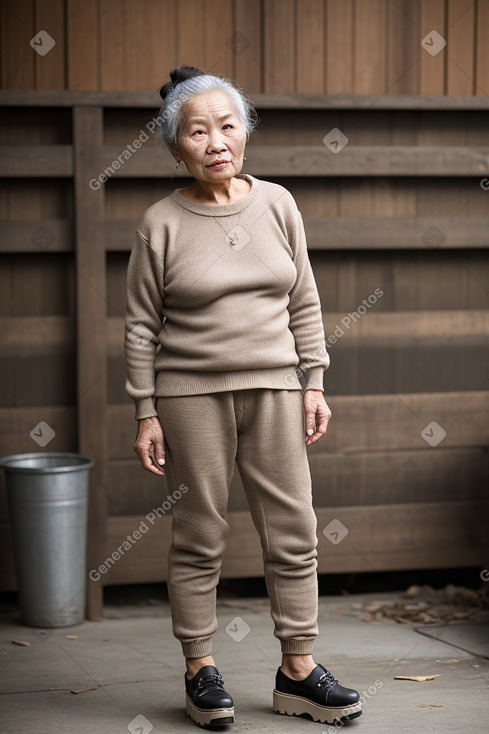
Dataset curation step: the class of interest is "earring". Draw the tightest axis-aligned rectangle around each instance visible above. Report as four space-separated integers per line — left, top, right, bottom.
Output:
176 160 180 169
243 157 247 161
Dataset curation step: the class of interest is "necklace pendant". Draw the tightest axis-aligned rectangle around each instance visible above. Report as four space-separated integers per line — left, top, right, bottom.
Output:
215 219 250 251
227 226 239 247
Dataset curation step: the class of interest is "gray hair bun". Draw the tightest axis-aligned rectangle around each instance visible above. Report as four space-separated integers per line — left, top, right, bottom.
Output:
159 65 206 101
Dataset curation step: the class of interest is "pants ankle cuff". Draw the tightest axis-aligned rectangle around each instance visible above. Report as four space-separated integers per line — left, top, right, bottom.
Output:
280 638 315 655
181 638 213 658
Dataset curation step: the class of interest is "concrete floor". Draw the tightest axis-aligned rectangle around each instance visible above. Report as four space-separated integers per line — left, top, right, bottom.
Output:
1 590 488 734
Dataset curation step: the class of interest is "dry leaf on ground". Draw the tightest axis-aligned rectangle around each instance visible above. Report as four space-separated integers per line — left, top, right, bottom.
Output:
418 704 444 707
395 675 441 682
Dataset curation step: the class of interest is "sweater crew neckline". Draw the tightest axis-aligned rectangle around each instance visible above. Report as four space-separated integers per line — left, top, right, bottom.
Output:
171 174 258 217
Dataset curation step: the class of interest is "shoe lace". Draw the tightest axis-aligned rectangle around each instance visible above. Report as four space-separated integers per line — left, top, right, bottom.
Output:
197 673 225 696
316 670 338 693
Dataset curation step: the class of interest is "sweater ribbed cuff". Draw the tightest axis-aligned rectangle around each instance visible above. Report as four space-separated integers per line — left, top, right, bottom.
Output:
181 637 213 658
303 367 325 392
134 397 158 421
280 637 316 655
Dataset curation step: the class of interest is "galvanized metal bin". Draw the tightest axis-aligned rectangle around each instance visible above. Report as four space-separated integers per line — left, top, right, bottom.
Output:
0 452 93 628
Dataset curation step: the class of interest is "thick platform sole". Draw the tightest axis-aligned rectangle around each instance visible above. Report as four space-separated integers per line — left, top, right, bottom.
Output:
273 689 362 725
185 693 235 727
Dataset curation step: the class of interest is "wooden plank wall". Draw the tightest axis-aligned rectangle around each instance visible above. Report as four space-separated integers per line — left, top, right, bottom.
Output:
1 0 489 95
1 1 488 619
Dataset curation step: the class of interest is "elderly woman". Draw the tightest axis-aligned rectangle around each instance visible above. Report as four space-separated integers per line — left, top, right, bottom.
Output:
125 65 361 728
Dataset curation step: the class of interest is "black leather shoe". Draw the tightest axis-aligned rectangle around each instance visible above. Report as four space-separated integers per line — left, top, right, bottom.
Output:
185 665 235 727
273 664 362 725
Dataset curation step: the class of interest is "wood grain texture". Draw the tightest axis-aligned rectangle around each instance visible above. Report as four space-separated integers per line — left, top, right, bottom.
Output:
175 0 206 71
0 146 72 176
386 0 419 94
101 144 489 177
263 0 295 94
107 392 489 460
4 495 488 591
2 90 489 108
203 0 233 75
99 0 127 91
475 0 489 96
0 315 72 356
353 0 387 95
106 310 489 355
296 0 325 94
0 0 36 89
98 500 489 584
0 1 488 94
103 216 489 251
446 0 476 95
73 106 107 619
34 0 66 90
419 0 446 95
325 0 354 94
103 446 489 517
127 0 176 92
233 0 263 92
99 0 177 91
303 216 489 248
0 406 76 454
67 0 99 91
0 219 73 252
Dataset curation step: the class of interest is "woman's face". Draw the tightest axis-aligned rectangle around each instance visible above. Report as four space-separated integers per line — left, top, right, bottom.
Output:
174 90 247 183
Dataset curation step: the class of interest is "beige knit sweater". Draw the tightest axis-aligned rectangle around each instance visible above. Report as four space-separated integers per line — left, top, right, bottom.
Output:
124 174 329 420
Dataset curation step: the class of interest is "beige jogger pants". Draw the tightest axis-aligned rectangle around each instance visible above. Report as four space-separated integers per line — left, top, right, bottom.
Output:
156 388 319 659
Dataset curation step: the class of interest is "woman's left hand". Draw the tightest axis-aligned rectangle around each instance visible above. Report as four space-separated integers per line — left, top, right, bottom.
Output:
303 389 331 446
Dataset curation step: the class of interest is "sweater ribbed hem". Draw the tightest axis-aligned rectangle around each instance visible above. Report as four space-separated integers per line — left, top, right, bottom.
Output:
155 366 303 397
134 367 326 417
280 637 316 655
181 638 213 658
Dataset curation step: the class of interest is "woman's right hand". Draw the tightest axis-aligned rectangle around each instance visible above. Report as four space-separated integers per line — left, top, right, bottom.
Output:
133 416 166 475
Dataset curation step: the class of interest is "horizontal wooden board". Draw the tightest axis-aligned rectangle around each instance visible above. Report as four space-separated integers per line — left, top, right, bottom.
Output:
2 91 489 109
0 146 73 177
105 447 489 516
107 247 489 315
322 310 489 347
102 145 489 178
0 406 76 455
305 217 489 249
3 495 488 592
315 501 489 574
307 448 489 508
108 348 489 403
95 500 489 585
2 215 488 256
107 391 489 459
0 316 72 356
244 145 489 177
0 220 73 253
323 346 489 397
106 311 489 358
104 217 489 251
7 312 486 405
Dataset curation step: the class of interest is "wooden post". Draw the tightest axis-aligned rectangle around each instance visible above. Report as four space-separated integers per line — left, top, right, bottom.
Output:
72 106 107 620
